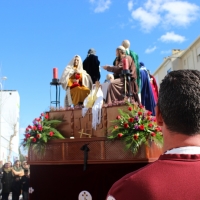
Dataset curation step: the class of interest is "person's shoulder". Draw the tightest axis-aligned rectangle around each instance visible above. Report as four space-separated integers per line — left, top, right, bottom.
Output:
107 160 162 197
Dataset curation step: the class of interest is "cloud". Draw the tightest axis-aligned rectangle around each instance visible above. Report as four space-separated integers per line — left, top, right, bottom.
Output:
89 0 111 13
132 7 161 32
128 1 134 11
145 46 157 53
130 0 200 32
162 1 200 27
160 50 171 54
159 32 186 43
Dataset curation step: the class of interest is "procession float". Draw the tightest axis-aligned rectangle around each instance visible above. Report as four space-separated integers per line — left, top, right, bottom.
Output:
23 51 162 200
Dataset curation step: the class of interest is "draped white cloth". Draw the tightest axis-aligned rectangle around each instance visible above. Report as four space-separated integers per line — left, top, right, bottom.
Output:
60 55 93 106
82 85 103 130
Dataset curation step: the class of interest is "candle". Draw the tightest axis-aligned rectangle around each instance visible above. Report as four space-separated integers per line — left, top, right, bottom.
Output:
53 68 58 79
122 58 129 70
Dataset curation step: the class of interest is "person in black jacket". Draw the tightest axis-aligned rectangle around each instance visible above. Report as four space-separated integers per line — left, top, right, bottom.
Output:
21 170 29 200
11 175 21 200
83 48 100 84
1 162 13 200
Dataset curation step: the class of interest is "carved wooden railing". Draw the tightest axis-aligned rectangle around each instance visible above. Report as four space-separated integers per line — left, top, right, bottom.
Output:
28 137 163 165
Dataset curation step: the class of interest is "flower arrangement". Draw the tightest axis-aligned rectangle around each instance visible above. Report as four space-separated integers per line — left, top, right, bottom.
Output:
108 103 163 154
22 112 65 157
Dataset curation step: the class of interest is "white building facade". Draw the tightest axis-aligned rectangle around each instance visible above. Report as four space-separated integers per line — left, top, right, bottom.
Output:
153 36 200 86
0 90 20 165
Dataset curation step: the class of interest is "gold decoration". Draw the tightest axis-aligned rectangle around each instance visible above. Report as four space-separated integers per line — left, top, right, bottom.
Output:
79 129 91 138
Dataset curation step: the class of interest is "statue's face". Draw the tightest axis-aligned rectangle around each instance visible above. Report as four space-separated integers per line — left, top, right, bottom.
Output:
74 57 79 67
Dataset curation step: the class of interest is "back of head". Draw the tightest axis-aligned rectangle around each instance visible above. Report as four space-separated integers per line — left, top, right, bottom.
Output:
106 74 114 81
88 48 96 56
117 45 126 54
140 62 145 67
122 40 130 49
158 70 200 135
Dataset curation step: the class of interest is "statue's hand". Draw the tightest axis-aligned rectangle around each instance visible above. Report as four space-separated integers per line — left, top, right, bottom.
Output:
73 79 79 83
102 66 108 70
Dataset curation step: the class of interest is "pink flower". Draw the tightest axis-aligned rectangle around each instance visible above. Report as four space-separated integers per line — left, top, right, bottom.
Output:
133 134 139 140
117 133 123 138
35 118 41 122
36 134 41 139
128 106 133 111
147 111 152 116
151 132 156 137
148 123 153 128
155 127 161 132
116 115 121 120
139 125 144 130
139 105 144 109
124 123 129 128
32 138 36 142
25 134 30 138
49 131 54 137
129 118 134 123
114 125 118 129
45 113 49 119
138 111 142 116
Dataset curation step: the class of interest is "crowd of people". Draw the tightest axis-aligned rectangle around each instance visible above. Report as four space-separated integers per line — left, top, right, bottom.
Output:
0 160 30 200
60 39 158 113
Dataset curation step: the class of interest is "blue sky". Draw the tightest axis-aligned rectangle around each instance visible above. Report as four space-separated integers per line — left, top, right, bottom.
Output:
0 0 199 140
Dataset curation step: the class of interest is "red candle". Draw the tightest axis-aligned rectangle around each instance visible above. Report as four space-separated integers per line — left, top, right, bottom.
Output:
53 68 58 79
122 58 129 70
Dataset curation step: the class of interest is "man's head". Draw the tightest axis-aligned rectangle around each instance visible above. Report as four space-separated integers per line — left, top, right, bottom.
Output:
116 46 126 57
88 48 96 56
122 40 130 49
157 70 200 135
106 74 114 81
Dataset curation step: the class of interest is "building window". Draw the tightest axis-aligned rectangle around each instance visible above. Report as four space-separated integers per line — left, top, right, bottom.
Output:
167 68 172 74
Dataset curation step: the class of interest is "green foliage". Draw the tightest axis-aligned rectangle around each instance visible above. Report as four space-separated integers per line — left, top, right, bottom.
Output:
21 112 65 157
108 102 163 154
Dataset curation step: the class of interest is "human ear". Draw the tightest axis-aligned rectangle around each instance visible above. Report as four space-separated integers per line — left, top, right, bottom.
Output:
155 105 163 126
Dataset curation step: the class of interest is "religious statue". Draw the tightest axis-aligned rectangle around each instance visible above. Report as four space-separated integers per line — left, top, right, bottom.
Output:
113 40 141 94
139 62 156 115
60 55 93 107
103 46 139 104
83 48 101 84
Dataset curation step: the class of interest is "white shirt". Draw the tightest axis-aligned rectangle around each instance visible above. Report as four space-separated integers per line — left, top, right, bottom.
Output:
165 146 200 154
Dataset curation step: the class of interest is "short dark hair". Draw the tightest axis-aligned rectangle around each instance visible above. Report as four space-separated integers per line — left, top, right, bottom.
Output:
158 70 200 135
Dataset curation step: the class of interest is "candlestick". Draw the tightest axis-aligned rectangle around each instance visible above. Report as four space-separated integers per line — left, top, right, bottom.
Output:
122 58 129 70
53 68 58 79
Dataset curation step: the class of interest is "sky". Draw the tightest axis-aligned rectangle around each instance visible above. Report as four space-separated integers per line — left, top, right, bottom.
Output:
0 0 200 142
